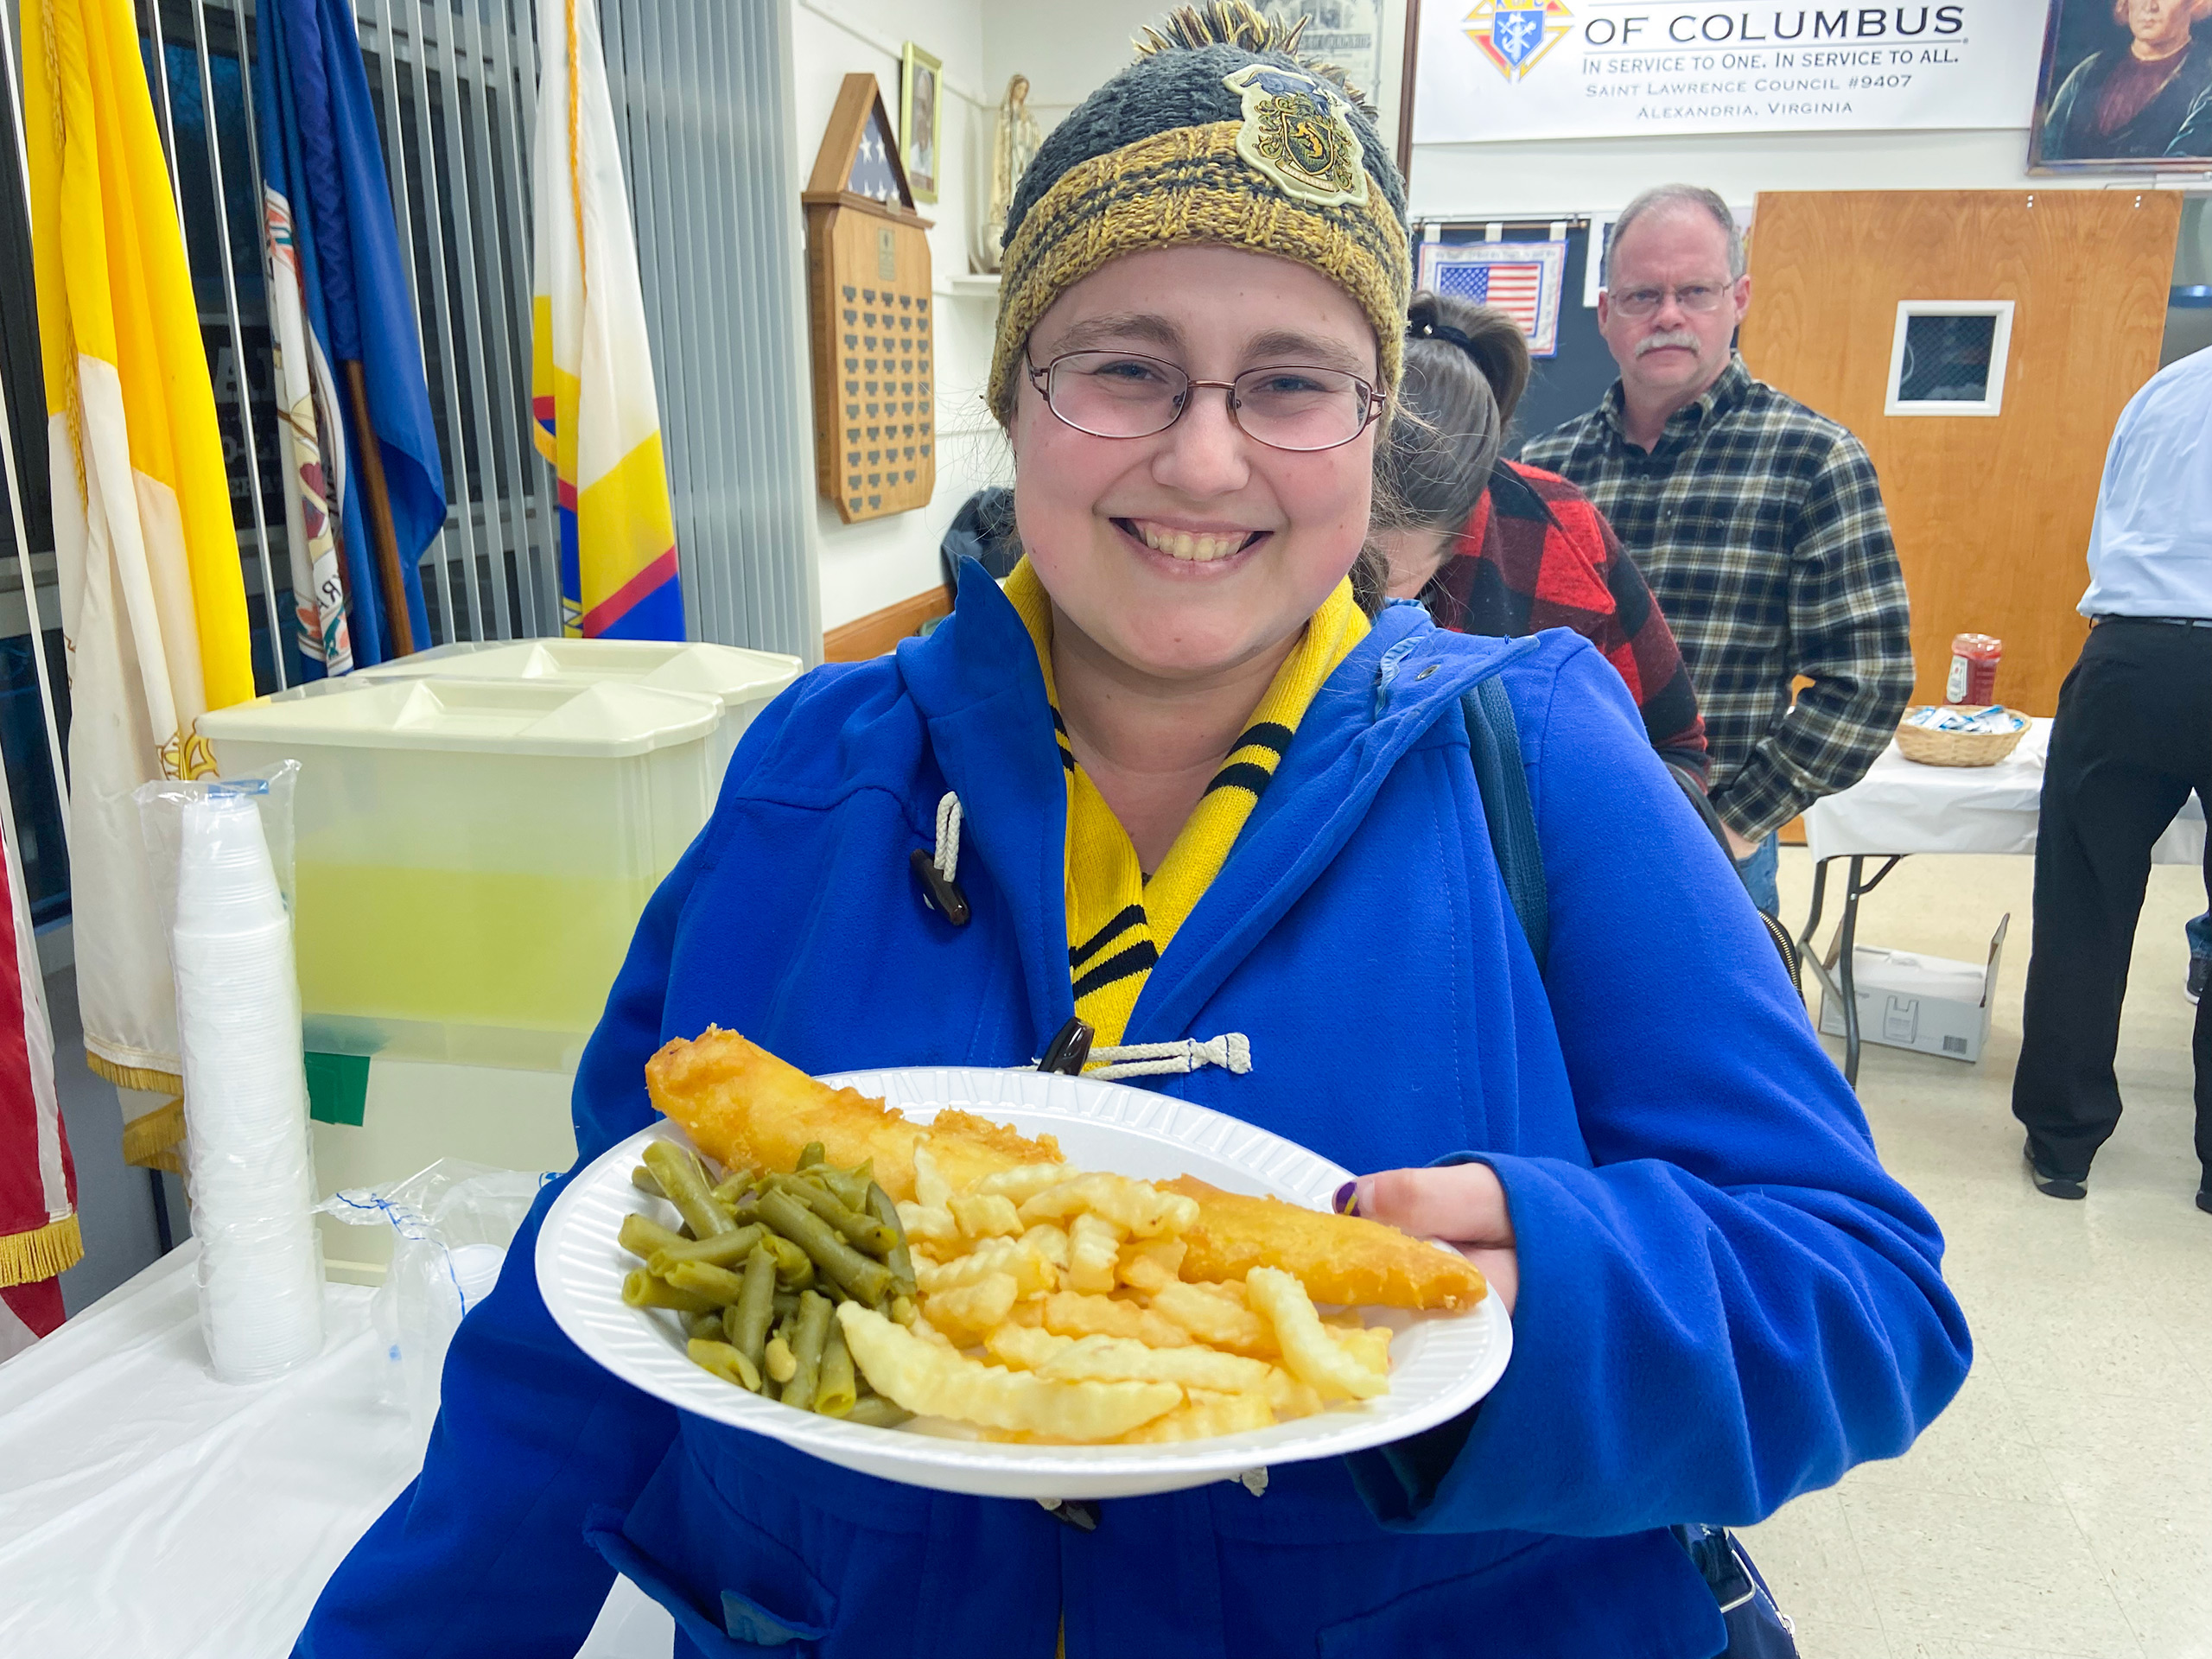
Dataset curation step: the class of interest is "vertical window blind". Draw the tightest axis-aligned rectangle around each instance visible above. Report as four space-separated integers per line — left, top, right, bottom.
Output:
0 0 817 936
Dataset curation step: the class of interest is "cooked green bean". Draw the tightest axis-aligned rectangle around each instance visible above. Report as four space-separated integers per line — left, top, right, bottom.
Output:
664 1260 748 1306
645 1223 766 1277
780 1291 832 1412
618 1212 689 1262
889 1294 916 1326
627 1147 924 1428
815 1161 872 1212
754 1189 894 1304
727 1243 778 1371
866 1183 916 1296
842 1395 914 1429
761 1231 814 1291
688 1338 762 1393
814 1322 857 1417
622 1269 720 1313
643 1140 733 1239
768 1173 897 1255
709 1169 757 1206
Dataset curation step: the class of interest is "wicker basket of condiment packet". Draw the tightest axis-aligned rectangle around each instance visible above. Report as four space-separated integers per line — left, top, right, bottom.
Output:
1895 706 2028 767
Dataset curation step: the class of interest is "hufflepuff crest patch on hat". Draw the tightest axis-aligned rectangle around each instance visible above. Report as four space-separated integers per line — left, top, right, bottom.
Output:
1221 63 1370 208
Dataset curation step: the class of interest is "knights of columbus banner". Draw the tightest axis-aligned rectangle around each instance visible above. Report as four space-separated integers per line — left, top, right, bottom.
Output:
1415 3 2045 143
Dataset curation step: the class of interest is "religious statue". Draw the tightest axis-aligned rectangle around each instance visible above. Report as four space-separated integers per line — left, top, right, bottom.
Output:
979 74 1042 272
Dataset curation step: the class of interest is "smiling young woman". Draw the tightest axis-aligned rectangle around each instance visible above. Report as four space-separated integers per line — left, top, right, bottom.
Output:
293 7 1969 1656
1009 245 1385 869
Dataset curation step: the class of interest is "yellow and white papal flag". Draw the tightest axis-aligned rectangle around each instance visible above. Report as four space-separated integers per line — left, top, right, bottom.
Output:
24 0 258 1168
531 0 683 641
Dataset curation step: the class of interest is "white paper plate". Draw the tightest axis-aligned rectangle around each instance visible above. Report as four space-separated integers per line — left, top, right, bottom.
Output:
537 1066 1511 1500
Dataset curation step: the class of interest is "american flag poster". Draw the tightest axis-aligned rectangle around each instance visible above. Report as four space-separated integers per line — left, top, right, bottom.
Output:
1417 239 1567 358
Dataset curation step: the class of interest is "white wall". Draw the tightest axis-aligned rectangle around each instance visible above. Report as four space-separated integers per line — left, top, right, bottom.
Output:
791 0 1010 632
1408 126 2204 222
979 4 1156 125
982 3 1411 140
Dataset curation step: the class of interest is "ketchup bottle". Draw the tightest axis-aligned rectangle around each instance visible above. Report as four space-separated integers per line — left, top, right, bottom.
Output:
1947 633 2001 706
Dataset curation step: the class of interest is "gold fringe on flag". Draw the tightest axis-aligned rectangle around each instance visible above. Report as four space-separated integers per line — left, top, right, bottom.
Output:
119 1095 188 1174
0 1211 84 1287
85 1051 185 1096
89 1052 190 1172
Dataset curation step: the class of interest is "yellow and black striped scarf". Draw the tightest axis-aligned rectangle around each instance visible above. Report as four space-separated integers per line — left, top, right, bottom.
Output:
1005 558 1369 1052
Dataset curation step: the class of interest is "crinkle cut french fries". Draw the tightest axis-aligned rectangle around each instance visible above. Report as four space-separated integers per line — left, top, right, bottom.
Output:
639 1028 1488 1445
830 1173 1392 1444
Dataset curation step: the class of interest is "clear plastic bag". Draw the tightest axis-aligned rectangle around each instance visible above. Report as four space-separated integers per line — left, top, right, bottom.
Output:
316 1160 551 1431
137 768 322 1383
135 760 302 938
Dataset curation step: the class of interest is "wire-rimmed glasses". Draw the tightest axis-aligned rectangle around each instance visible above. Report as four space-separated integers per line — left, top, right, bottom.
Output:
1605 283 1734 319
1024 349 1386 453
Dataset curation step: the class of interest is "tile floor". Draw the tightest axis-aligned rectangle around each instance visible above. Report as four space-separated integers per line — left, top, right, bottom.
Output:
1741 849 2211 1659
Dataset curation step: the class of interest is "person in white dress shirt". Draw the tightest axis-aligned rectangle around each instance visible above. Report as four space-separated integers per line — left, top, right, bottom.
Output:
2013 346 2212 1208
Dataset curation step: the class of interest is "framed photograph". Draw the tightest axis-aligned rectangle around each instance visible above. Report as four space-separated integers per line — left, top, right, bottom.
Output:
2029 0 2212 172
899 43 943 205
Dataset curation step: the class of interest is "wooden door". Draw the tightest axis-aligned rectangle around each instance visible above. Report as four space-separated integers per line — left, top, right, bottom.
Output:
1739 191 2179 715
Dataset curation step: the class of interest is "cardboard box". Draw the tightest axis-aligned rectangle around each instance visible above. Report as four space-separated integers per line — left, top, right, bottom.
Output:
1819 915 2009 1063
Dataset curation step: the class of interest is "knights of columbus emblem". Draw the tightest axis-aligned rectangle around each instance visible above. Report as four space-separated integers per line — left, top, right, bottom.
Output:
1466 0 1572 82
1222 64 1369 209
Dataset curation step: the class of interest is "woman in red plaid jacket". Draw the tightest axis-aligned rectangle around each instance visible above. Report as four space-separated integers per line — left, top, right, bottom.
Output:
1376 291 1710 783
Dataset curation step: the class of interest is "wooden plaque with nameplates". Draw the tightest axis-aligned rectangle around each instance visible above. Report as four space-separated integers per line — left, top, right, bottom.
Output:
803 73 938 524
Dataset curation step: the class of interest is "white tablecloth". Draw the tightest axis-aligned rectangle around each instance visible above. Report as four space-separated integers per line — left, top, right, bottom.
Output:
0 1243 671 1659
1803 719 2207 868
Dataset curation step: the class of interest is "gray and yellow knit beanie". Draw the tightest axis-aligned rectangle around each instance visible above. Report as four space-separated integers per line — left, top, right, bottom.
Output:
988 2 1412 422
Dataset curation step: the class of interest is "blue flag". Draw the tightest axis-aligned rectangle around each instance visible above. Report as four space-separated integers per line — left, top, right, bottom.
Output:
254 0 441 670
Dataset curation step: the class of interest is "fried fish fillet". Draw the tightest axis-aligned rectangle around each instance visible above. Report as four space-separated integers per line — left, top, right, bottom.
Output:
645 1027 1060 1203
645 1028 1483 1312
1166 1177 1487 1313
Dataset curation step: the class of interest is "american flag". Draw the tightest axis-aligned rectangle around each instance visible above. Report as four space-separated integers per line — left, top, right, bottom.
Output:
1418 238 1567 356
1435 260 1547 337
847 108 908 207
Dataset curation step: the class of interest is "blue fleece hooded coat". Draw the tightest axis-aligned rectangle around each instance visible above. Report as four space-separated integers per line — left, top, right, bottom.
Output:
295 565 1970 1659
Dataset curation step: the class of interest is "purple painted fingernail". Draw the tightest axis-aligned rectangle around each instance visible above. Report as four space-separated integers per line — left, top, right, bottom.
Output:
1332 1181 1360 1217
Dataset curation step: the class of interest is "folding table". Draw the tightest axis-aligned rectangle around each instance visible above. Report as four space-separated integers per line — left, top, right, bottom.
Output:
1798 719 2206 1086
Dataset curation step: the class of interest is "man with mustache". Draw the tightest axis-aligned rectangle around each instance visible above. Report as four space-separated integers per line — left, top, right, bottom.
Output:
1523 185 1911 916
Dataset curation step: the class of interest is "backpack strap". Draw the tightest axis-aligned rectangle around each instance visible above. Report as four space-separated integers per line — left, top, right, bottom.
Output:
1462 677 1548 973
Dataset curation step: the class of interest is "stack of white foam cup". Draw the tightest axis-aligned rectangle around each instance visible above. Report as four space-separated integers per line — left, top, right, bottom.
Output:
174 792 325 1382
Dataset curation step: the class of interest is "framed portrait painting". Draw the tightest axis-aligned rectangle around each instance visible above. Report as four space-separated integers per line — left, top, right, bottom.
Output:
900 43 943 204
2030 0 2212 170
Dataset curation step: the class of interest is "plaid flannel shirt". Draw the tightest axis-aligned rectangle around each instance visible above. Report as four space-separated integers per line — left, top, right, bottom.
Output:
1522 356 1913 838
1422 460 1709 783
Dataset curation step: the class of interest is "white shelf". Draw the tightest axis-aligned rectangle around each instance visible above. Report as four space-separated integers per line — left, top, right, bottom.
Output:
941 273 1002 298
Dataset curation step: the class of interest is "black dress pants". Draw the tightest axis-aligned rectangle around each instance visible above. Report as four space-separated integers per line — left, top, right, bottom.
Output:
2013 619 2212 1182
